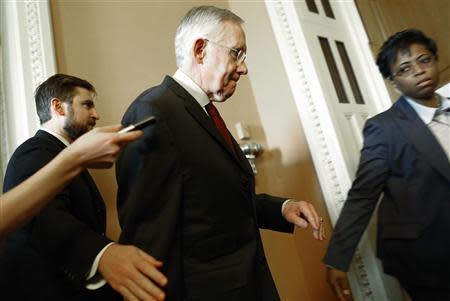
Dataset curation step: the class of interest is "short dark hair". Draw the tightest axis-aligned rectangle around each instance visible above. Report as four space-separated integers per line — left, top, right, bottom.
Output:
34 74 96 124
376 29 438 79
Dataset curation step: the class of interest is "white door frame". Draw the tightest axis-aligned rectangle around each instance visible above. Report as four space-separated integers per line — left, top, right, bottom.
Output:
1 0 56 160
265 1 402 300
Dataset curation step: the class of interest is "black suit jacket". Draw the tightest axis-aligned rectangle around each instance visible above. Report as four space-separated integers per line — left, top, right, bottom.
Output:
324 97 450 287
116 76 294 301
0 130 114 301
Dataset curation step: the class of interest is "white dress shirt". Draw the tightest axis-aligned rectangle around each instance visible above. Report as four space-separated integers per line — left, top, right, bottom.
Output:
173 69 210 111
405 95 450 159
172 69 291 215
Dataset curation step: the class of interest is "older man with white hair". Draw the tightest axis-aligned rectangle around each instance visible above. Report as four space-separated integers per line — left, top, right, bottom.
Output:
116 5 322 301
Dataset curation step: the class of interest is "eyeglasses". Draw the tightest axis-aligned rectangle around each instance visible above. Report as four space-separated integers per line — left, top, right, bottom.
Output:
204 39 247 65
391 55 435 78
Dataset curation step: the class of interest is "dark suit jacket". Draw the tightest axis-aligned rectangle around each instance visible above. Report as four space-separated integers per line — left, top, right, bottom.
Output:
116 76 294 301
324 96 450 287
0 130 115 301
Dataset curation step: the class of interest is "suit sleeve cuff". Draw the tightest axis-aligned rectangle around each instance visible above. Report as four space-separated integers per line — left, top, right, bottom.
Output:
281 199 293 216
86 242 115 290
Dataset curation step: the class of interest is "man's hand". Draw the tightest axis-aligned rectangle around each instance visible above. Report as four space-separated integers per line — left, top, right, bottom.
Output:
326 267 352 301
70 125 143 169
282 200 324 240
98 244 167 301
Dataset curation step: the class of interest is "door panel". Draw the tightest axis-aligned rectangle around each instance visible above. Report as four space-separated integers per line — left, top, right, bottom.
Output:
266 0 406 300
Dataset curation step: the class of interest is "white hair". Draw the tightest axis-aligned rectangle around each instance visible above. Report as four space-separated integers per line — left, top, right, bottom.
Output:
174 6 244 68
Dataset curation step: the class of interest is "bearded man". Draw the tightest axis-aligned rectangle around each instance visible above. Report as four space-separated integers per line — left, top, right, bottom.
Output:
1 74 167 301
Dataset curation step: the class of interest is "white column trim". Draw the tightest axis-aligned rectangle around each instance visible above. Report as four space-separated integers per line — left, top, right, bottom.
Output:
1 0 57 158
264 1 398 300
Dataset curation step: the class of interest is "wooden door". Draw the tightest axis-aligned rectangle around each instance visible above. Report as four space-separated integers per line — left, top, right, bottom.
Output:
355 0 450 98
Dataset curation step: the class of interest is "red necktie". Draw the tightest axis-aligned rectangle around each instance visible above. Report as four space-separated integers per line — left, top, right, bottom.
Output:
205 102 235 154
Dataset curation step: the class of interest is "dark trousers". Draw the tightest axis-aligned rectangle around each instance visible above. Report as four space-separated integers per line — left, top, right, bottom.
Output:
401 282 450 301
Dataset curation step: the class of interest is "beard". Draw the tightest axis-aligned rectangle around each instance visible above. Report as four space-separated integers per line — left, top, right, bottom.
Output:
63 108 92 140
64 118 90 140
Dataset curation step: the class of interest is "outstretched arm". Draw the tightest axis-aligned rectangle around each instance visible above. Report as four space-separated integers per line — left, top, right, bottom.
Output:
0 125 142 239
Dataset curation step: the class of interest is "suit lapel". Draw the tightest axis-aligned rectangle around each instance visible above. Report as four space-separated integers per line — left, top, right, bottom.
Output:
165 76 253 175
393 97 450 183
231 137 254 175
36 130 106 227
35 130 66 151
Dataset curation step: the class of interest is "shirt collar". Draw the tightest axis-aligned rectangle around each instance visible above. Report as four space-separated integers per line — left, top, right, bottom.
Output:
40 128 71 147
404 94 448 124
441 97 450 111
173 69 210 108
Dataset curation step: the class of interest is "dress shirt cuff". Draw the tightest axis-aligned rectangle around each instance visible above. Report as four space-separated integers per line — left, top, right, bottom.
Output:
281 199 293 216
86 242 115 290
326 264 338 270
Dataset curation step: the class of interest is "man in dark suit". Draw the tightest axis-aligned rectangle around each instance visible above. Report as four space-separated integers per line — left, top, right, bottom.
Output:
324 29 450 301
116 5 322 301
1 74 167 301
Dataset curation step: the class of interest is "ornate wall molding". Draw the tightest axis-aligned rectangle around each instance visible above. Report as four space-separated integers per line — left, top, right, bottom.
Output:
270 3 348 212
265 1 376 300
1 0 56 157
25 0 46 89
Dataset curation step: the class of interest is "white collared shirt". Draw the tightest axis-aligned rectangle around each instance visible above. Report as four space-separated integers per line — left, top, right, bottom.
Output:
173 69 210 113
405 95 450 159
172 69 292 215
404 95 450 124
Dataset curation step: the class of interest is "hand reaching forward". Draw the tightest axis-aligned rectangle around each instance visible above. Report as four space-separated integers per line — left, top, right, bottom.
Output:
70 124 143 169
98 244 167 301
282 200 324 240
326 267 352 301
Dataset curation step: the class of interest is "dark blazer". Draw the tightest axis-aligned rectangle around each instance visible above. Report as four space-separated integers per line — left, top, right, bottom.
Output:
116 76 294 301
324 96 450 287
0 130 114 301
